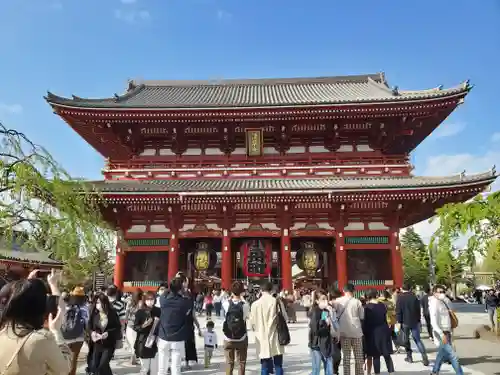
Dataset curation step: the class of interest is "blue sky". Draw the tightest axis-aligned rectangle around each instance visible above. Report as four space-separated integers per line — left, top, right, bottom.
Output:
0 0 499 239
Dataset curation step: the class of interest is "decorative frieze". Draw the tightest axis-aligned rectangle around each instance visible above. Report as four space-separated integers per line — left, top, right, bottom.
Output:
344 236 389 245
126 238 170 247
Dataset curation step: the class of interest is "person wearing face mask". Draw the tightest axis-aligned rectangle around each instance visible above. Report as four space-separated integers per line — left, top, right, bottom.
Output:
429 285 464 375
308 290 339 375
87 293 121 375
134 291 161 375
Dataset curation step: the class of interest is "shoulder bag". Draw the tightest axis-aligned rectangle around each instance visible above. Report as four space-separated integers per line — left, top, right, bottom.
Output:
275 298 290 346
1 331 33 375
333 298 352 325
441 300 459 329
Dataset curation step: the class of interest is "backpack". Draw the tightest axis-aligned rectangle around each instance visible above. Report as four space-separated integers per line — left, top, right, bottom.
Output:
223 301 246 340
61 305 85 340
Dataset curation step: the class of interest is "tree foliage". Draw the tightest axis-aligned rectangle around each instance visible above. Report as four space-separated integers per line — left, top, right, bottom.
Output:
479 239 500 279
434 243 464 290
0 122 114 278
431 191 500 262
401 227 429 287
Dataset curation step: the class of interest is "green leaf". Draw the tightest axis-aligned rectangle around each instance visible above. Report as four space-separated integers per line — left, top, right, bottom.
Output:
0 122 114 283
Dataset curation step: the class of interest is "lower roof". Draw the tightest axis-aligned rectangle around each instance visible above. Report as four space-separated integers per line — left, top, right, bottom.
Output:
90 171 497 195
0 249 63 265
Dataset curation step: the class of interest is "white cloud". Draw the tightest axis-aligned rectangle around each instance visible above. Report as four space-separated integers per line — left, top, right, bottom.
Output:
408 149 499 244
217 10 232 21
421 151 500 177
491 132 500 142
114 9 150 23
50 2 63 10
0 103 23 115
431 122 466 139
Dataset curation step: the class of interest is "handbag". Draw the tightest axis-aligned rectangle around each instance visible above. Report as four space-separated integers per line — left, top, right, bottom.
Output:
395 327 407 347
275 298 290 346
441 301 459 329
145 317 159 348
1 331 33 375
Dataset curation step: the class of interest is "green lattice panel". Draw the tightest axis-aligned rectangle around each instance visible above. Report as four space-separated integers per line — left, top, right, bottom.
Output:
349 280 387 286
124 281 164 287
344 236 389 245
126 238 170 247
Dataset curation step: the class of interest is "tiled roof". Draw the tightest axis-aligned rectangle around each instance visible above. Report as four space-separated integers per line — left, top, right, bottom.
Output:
88 171 496 194
45 73 471 109
0 249 63 265
0 234 63 265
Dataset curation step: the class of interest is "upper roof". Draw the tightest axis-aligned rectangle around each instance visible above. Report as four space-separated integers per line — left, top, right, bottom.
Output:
45 73 471 110
88 170 496 195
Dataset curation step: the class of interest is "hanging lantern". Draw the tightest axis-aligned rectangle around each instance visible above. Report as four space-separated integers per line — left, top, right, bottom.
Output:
192 242 217 271
242 239 272 277
297 241 322 276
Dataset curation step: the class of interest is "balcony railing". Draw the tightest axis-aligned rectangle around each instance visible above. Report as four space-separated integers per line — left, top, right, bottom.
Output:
105 154 410 171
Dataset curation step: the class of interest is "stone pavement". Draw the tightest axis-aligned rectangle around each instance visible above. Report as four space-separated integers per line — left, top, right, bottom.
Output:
77 311 488 375
447 303 500 375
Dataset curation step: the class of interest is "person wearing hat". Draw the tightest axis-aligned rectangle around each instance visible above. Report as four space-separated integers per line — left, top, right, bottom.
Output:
65 286 90 375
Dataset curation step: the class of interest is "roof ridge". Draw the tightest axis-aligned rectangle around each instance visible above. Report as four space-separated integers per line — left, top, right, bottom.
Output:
132 73 384 87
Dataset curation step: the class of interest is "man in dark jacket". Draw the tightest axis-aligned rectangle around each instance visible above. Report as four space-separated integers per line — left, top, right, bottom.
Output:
420 286 433 339
396 283 429 365
157 277 193 375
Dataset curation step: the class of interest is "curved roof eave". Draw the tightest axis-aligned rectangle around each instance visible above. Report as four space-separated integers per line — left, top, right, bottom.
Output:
84 170 497 196
44 76 471 111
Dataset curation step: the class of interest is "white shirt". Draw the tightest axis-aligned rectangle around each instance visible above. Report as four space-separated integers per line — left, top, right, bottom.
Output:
429 295 452 340
222 298 250 342
203 330 218 347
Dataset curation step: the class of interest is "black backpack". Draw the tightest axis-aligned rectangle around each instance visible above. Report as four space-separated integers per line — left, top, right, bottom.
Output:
61 305 85 340
223 301 246 340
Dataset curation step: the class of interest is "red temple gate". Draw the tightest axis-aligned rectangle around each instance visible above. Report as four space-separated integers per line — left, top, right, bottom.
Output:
45 73 497 292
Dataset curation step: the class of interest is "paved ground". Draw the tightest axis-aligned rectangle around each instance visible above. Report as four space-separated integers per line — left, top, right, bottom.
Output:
444 303 500 375
76 305 497 374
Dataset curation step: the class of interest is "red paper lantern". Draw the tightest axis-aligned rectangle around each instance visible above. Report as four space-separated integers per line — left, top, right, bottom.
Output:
242 239 272 277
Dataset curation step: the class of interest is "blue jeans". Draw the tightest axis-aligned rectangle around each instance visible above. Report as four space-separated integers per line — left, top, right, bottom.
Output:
311 349 333 375
260 355 283 375
402 324 428 359
487 307 496 327
432 332 464 375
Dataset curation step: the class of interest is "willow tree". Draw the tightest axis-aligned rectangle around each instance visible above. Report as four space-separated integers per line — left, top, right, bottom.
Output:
431 190 500 268
0 122 114 277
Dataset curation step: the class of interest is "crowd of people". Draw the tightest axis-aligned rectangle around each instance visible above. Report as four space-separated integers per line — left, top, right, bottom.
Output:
0 268 470 375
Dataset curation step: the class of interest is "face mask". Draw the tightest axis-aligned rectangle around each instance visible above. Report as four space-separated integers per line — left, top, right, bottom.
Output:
158 289 165 295
145 300 154 307
96 303 103 311
437 293 446 300
318 301 328 310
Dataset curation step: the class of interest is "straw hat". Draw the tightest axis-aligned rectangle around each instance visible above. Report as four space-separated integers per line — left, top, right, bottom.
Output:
70 286 85 297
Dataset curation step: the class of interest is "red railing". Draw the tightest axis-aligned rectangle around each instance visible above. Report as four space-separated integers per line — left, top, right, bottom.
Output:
106 153 410 170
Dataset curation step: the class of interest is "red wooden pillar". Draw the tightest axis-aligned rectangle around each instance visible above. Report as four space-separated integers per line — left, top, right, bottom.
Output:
335 230 347 291
114 242 125 289
327 247 337 286
281 228 293 292
221 229 232 290
168 232 179 282
391 229 404 287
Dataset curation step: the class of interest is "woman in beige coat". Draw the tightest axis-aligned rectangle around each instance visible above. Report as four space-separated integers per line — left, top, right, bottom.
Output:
0 269 71 375
250 282 287 375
